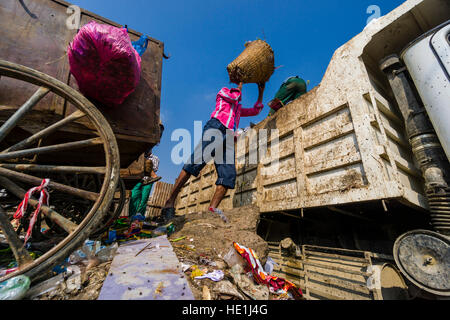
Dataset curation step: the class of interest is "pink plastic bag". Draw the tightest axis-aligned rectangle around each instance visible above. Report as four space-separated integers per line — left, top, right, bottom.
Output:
68 21 141 107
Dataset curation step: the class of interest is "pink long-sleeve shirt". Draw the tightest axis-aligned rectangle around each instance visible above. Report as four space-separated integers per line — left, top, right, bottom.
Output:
211 87 263 131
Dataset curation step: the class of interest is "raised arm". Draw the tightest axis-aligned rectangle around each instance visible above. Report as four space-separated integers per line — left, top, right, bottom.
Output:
240 82 266 117
257 82 265 103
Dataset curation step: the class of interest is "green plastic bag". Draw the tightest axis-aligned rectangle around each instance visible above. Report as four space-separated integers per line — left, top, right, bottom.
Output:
0 275 31 300
129 182 154 217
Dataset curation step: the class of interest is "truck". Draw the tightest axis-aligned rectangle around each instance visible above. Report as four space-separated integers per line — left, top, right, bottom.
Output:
176 0 450 300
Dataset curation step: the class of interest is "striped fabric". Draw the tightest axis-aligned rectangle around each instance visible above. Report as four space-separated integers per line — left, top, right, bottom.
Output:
233 242 304 300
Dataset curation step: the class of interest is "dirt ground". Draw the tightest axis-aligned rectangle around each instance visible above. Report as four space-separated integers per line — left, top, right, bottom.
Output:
170 205 269 300
37 205 271 300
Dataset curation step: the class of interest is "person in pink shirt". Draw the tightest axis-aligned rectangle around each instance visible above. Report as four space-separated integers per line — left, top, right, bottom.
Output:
161 82 265 224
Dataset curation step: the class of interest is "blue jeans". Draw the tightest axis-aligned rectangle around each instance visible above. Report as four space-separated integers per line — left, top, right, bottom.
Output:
183 118 236 189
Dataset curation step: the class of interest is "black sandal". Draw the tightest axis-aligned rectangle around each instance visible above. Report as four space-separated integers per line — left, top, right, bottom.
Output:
142 176 162 185
160 207 176 224
148 176 162 184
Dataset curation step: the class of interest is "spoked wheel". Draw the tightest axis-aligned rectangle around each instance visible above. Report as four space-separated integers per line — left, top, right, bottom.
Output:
0 60 120 283
43 174 126 238
91 177 126 238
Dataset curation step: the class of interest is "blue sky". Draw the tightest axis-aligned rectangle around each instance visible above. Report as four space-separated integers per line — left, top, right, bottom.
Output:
70 0 405 184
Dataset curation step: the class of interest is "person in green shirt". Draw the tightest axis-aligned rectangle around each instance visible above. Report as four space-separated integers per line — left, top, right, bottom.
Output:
268 76 307 116
129 178 154 218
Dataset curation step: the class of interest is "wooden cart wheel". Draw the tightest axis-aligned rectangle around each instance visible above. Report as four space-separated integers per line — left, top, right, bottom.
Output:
0 60 120 283
42 175 126 238
91 177 126 238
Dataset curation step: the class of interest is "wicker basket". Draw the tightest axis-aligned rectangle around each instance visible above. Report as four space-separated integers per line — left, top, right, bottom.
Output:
227 40 275 84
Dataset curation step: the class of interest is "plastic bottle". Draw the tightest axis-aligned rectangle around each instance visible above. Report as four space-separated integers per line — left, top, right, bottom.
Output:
0 275 31 300
153 223 175 237
264 257 278 275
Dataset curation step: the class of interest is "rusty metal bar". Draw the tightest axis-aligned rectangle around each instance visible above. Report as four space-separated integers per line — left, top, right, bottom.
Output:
0 137 103 161
0 86 50 143
0 163 106 175
0 167 99 201
0 176 78 234
0 207 34 267
3 110 86 153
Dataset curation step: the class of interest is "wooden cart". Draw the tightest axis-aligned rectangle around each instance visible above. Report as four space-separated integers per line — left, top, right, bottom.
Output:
0 0 164 282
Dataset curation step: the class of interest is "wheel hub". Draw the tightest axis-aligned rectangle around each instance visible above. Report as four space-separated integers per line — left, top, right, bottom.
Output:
394 230 450 296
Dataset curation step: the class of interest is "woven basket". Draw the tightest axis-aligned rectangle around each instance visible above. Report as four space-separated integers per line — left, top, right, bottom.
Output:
227 40 275 84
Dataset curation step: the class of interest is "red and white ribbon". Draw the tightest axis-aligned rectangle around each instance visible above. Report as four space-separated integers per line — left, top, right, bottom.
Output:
13 179 50 244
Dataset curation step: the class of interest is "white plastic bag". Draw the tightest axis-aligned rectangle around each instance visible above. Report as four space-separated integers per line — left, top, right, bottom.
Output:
0 276 31 300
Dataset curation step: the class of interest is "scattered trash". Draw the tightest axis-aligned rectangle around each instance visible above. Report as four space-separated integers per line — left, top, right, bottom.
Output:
135 242 156 257
153 223 175 237
104 230 117 245
223 247 247 268
199 256 217 267
0 267 18 277
25 273 65 300
233 242 303 300
123 215 145 239
135 242 169 257
170 236 187 243
195 270 224 282
180 263 192 273
96 243 119 263
64 266 82 293
138 230 153 238
230 264 269 300
213 280 246 300
12 204 279 301
52 261 68 275
190 265 207 280
0 275 31 300
143 221 159 230
69 241 118 269
271 292 294 300
0 189 7 197
264 257 279 275
209 207 229 223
